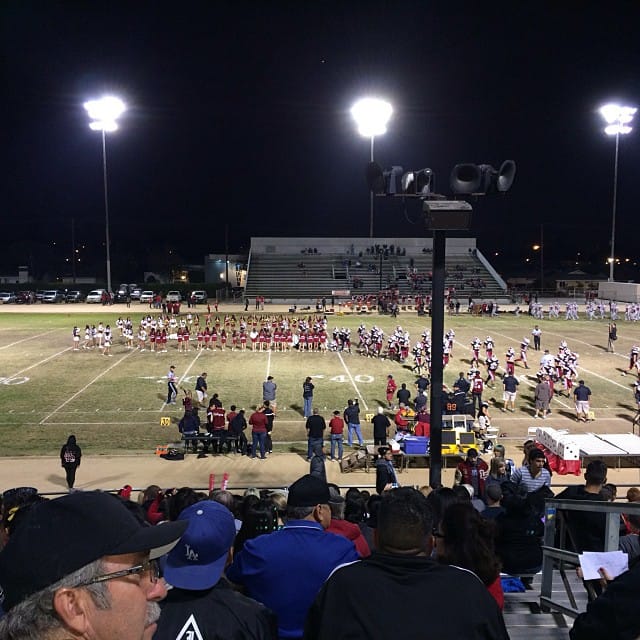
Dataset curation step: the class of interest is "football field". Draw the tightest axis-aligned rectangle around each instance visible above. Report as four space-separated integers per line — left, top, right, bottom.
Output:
0 304 637 457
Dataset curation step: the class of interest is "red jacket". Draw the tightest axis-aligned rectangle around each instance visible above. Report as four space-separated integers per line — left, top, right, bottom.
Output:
329 416 344 434
326 519 371 558
249 410 268 433
455 459 489 498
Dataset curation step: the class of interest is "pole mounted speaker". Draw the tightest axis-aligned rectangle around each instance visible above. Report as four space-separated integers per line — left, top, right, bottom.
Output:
401 168 433 197
450 160 516 195
496 160 516 192
449 164 482 194
366 162 404 195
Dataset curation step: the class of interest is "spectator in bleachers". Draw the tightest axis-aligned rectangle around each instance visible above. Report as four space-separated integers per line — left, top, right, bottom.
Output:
511 448 552 494
0 491 187 640
326 486 370 558
435 501 503 608
155 500 277 639
494 482 547 583
234 498 280 554
455 448 489 503
304 487 508 639
227 474 359 639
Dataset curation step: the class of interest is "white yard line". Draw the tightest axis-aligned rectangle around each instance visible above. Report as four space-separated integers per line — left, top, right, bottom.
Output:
336 351 369 410
159 349 203 411
0 329 59 350
266 349 272 379
10 346 74 378
40 351 134 425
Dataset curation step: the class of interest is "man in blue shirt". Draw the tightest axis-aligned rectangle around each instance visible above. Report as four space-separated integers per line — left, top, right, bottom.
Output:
227 475 358 639
573 380 592 422
302 377 314 418
344 399 363 447
502 372 519 412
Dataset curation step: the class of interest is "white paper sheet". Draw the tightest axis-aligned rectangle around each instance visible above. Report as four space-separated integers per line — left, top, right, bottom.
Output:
579 550 628 581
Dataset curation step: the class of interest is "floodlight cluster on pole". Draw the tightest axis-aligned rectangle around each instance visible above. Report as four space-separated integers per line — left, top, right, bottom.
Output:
599 103 636 282
84 96 126 295
351 97 393 238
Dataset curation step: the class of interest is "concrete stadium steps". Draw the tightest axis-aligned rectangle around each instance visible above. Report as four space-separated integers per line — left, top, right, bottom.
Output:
244 251 506 300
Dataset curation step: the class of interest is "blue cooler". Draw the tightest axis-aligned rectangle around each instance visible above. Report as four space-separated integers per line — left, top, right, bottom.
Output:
403 436 429 454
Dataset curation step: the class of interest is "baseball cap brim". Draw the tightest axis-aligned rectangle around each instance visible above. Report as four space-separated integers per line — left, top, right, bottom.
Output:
163 551 228 590
110 520 188 560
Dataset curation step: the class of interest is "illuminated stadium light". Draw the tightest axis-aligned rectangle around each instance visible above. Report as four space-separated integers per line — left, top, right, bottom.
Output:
351 97 393 237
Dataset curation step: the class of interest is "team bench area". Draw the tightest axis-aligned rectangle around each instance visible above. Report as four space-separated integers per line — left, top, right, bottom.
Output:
180 432 241 454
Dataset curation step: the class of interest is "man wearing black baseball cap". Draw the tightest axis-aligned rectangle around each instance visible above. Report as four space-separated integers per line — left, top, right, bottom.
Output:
0 491 187 640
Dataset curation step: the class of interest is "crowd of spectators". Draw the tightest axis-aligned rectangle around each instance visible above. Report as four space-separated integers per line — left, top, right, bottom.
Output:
1 453 640 638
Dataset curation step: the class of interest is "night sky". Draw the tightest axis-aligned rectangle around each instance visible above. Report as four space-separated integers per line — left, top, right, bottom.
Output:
2 1 640 280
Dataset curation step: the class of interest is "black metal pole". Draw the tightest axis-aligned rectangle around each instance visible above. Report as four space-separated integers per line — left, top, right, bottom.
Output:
429 230 446 487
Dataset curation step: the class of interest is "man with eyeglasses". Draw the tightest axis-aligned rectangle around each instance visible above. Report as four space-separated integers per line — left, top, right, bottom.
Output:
0 491 187 640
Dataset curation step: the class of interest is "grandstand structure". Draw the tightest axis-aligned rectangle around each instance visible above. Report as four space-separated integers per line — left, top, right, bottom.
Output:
244 237 507 304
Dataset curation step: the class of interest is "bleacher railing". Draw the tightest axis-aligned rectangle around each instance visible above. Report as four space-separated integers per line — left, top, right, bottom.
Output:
541 498 640 617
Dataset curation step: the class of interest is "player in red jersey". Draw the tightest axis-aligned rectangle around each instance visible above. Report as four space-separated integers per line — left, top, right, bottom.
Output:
386 374 397 408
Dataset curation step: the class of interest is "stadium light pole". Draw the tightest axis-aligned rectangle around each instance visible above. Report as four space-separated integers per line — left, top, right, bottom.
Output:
533 224 543 293
351 97 392 238
599 103 636 282
84 96 126 296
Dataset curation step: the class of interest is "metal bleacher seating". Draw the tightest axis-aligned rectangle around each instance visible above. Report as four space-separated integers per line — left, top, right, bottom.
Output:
243 243 506 302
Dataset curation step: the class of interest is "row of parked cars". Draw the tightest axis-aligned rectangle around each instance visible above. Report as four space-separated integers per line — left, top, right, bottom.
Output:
0 287 209 304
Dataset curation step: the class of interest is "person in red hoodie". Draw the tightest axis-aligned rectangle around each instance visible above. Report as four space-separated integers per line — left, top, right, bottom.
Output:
326 485 370 558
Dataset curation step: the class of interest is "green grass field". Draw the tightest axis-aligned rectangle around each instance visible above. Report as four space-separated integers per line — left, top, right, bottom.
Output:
0 307 637 456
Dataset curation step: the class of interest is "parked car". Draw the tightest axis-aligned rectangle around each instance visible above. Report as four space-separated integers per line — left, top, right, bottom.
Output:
129 287 142 300
115 284 130 302
15 291 35 304
0 292 16 303
65 290 83 303
139 290 155 303
166 290 182 302
35 290 47 302
41 290 64 303
85 289 106 303
190 290 207 303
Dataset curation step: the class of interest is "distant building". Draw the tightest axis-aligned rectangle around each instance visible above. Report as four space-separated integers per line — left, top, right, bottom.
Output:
555 269 606 294
205 254 247 287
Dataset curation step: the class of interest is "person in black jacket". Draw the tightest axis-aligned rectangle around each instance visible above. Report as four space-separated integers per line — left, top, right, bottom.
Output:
309 444 327 483
570 562 640 639
60 435 81 489
375 447 398 494
229 409 248 455
556 461 608 552
304 487 509 640
156 500 277 640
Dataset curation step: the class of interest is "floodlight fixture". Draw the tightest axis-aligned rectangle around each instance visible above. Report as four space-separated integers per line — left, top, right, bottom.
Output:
351 97 393 138
351 96 393 237
84 96 126 132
